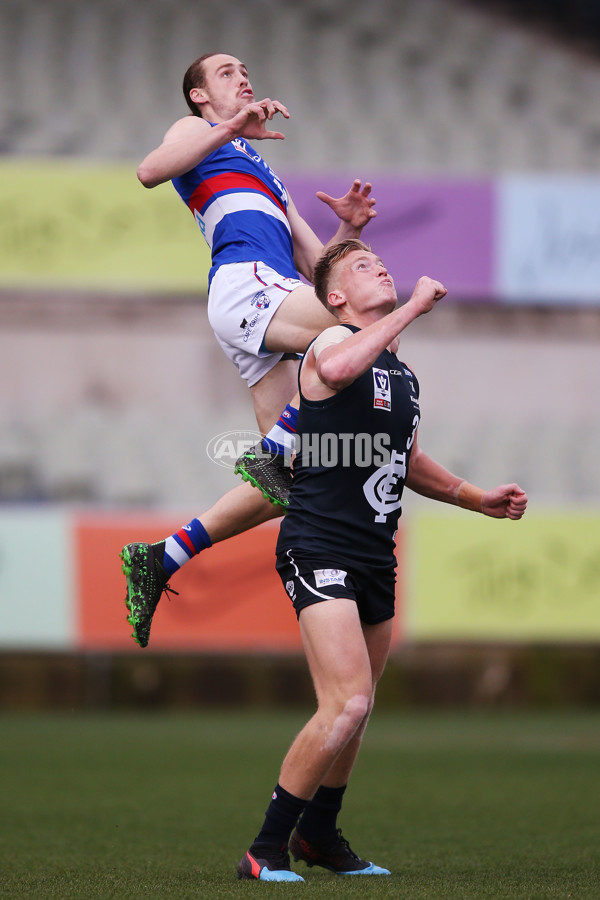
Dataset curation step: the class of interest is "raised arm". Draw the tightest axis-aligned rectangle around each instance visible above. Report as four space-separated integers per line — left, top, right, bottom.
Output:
137 98 290 188
318 179 377 245
313 276 446 394
287 180 377 281
406 438 528 520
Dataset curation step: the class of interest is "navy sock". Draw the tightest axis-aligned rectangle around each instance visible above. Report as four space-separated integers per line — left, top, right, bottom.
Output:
297 784 347 841
253 783 308 848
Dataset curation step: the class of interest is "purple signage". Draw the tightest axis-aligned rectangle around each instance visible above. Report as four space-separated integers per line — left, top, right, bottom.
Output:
282 174 495 303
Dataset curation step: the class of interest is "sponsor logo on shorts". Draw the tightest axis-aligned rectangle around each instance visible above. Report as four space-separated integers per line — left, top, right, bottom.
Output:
314 568 347 588
239 311 261 342
285 580 296 600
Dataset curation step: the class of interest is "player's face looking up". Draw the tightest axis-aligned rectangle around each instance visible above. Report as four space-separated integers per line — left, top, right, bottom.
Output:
189 54 255 119
329 251 398 316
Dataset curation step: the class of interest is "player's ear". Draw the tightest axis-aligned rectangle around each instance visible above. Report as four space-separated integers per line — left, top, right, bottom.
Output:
189 87 208 108
327 289 344 309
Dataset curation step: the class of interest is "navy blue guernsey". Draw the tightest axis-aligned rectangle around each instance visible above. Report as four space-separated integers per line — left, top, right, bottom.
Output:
276 325 421 570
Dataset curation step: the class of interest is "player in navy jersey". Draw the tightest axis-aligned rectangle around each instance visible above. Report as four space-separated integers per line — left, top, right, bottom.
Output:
237 239 528 881
120 53 379 648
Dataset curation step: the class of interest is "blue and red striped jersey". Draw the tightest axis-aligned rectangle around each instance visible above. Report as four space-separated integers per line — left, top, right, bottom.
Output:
172 133 299 287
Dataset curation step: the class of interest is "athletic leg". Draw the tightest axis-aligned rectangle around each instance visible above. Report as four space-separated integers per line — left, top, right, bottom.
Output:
262 284 337 355
288 615 393 875
199 479 282 540
121 360 299 647
317 617 393 788
122 285 331 646
279 598 376 799
246 601 392 875
236 359 301 507
249 357 299 434
121 480 282 648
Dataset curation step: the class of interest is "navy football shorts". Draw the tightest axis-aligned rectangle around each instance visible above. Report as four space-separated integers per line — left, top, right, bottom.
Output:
275 548 396 625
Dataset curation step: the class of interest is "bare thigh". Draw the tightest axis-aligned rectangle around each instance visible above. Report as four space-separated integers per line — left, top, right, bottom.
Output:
300 601 395 707
362 617 394 686
263 284 337 354
299 599 376 710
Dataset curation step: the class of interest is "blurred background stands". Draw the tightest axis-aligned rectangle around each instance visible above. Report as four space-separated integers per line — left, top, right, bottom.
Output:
0 0 599 509
0 0 599 171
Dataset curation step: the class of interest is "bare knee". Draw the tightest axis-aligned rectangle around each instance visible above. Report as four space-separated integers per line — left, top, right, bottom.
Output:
345 693 370 724
323 693 370 752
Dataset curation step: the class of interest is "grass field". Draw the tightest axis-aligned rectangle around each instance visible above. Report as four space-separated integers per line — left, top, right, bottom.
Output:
1 709 599 898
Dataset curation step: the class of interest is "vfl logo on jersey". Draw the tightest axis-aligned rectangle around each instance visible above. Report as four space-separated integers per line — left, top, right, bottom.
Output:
362 450 407 522
232 137 262 162
314 568 347 588
373 368 391 411
230 140 288 205
251 291 270 310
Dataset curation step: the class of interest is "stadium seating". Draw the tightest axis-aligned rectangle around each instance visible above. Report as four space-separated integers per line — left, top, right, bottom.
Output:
0 296 594 510
0 0 599 508
10 403 598 510
1 0 599 171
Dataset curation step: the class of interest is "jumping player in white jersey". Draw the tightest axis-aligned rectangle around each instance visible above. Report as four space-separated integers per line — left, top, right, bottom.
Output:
237 239 528 881
120 53 377 648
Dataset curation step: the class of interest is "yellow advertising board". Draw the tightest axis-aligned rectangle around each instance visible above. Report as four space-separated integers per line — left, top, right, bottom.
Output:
0 160 209 291
409 510 600 641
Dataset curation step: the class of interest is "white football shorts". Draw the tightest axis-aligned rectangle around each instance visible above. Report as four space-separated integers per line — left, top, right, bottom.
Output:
208 261 303 386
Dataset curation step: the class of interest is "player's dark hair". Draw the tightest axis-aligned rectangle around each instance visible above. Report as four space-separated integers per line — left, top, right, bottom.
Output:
182 53 220 117
313 239 372 311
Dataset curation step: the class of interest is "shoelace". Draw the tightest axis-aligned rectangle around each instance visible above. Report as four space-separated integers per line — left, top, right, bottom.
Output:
333 830 360 860
162 583 179 601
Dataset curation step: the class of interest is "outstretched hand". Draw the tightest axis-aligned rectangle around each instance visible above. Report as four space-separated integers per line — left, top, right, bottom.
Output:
316 179 377 230
230 98 289 141
482 484 528 519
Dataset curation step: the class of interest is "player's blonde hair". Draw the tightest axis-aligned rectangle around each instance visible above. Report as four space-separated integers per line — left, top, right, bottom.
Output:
313 239 371 313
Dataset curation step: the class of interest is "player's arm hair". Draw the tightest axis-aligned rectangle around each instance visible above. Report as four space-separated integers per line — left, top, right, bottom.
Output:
406 439 484 512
